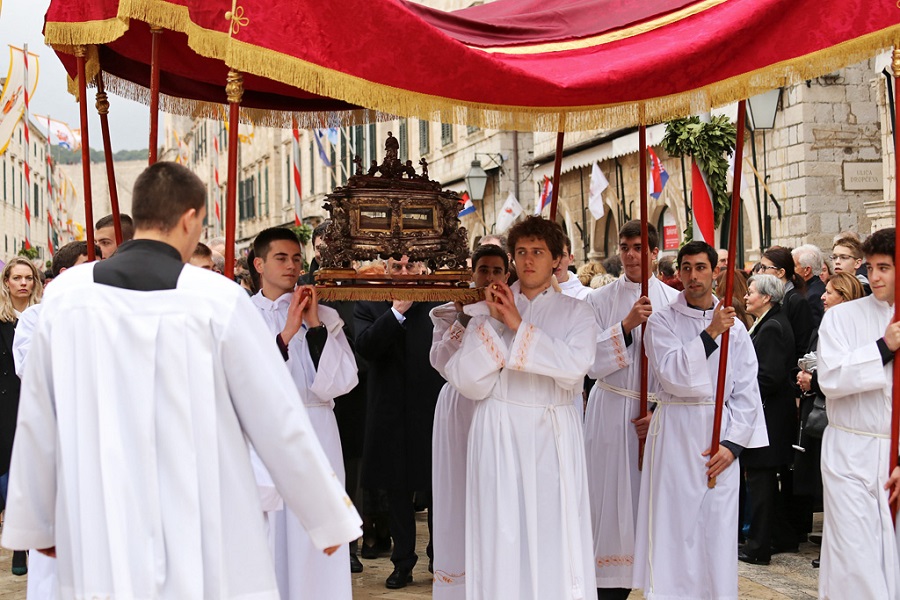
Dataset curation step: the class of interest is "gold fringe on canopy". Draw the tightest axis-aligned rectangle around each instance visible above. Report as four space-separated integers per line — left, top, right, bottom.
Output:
44 0 900 131
316 286 484 303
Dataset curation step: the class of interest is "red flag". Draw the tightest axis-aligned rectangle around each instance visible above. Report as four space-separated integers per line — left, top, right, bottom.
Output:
691 161 715 245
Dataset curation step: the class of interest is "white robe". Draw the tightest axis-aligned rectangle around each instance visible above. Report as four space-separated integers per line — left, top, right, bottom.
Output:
10 303 59 600
250 291 358 600
445 283 598 600
585 276 678 589
816 294 900 600
559 274 592 301
429 303 476 600
12 303 39 378
2 263 362 600
633 293 767 600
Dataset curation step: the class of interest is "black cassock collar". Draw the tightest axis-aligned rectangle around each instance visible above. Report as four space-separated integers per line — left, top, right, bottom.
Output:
93 239 185 291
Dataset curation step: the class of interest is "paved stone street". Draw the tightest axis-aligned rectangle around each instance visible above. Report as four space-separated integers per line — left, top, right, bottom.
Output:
0 513 822 599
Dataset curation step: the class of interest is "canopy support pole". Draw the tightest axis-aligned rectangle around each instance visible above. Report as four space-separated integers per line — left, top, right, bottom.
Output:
549 114 566 222
148 27 162 165
75 47 95 261
95 73 122 246
638 123 649 469
224 69 243 279
709 99 747 488
890 45 900 521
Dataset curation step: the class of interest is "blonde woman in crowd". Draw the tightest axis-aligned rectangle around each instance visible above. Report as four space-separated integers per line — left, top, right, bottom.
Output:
577 262 606 287
0 257 43 576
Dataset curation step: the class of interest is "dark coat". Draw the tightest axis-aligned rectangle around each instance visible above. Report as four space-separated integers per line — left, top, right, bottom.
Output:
0 320 20 476
326 299 367 460
742 304 797 469
784 286 813 362
355 301 444 491
804 276 825 329
793 327 823 497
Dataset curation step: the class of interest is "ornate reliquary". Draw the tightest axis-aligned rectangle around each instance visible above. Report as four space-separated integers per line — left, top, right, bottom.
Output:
316 132 479 301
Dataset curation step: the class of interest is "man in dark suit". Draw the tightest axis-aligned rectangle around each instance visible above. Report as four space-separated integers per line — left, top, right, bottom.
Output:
793 244 825 328
354 256 444 590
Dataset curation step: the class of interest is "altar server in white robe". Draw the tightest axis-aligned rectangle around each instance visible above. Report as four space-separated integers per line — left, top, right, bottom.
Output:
430 244 510 600
250 227 359 600
444 216 597 600
1 162 362 600
557 234 591 301
585 221 677 600
10 241 95 600
817 227 900 600
633 241 766 600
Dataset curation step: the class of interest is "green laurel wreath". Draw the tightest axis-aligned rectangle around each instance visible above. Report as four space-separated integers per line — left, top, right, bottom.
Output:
661 115 737 242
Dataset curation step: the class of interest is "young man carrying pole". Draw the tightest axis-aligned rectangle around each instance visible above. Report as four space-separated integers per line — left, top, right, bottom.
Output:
585 220 678 600
817 227 900 599
632 240 766 599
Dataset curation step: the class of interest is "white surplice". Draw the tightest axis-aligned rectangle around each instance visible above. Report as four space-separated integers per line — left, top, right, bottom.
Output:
444 283 598 600
12 303 39 378
559 274 592 301
1 263 362 600
429 302 475 600
633 293 767 600
816 294 900 600
251 291 358 600
10 303 59 600
585 276 678 589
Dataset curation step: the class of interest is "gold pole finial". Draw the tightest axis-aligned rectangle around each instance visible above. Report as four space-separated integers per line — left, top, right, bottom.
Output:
95 90 109 115
226 69 244 104
95 74 110 115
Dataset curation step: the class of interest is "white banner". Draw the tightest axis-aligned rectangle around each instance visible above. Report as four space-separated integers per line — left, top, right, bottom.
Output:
0 46 39 155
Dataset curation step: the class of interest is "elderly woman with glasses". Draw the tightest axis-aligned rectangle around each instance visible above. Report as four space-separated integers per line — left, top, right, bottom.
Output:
737 273 798 566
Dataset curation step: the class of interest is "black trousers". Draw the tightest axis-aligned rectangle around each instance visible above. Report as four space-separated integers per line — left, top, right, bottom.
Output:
744 467 795 557
388 488 433 570
597 588 630 600
344 456 361 555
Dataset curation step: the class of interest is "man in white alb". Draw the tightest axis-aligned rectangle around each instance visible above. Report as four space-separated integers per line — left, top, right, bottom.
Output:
633 241 766 599
429 243 509 600
250 227 359 600
1 162 361 599
817 227 900 599
585 220 678 600
557 234 591 300
444 216 597 600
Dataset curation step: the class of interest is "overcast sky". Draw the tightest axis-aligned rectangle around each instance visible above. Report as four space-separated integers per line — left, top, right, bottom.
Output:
0 0 151 151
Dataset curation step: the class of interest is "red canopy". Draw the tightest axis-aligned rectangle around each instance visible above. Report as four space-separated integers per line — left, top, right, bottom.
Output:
44 0 899 130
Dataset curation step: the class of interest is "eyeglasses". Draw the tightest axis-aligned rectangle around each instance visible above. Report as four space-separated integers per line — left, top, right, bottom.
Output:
830 254 856 262
760 265 781 272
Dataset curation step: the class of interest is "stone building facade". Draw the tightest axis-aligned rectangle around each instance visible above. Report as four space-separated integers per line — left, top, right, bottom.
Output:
0 118 60 263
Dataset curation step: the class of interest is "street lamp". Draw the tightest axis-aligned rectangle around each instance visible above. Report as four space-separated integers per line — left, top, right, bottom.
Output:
746 88 781 252
747 88 781 131
465 159 489 203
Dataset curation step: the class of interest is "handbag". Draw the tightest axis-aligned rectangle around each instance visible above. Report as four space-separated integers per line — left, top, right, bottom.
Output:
803 396 828 439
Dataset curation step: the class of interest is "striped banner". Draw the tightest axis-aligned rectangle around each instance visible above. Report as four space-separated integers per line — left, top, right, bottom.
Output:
212 130 222 235
291 117 302 226
22 46 31 250
45 126 55 254
46 209 55 256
